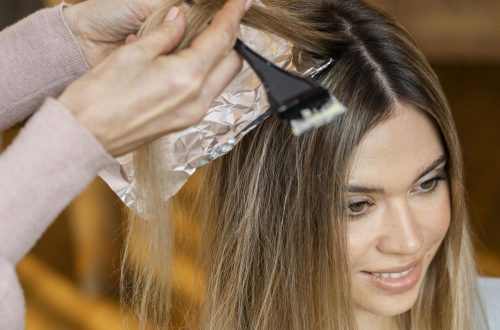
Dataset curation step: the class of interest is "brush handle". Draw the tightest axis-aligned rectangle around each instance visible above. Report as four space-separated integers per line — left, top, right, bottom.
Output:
234 39 279 81
234 39 314 113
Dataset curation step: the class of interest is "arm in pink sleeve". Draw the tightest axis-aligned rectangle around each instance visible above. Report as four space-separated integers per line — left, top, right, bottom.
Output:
0 6 116 326
0 98 115 265
0 257 25 330
0 3 89 131
0 98 115 328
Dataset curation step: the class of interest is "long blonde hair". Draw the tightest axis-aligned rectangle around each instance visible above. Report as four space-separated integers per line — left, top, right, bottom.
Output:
121 0 487 329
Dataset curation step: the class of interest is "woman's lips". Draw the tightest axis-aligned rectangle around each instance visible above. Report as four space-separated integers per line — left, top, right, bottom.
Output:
361 259 423 294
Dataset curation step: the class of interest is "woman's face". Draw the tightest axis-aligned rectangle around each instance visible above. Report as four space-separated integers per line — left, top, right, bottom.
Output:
347 103 450 321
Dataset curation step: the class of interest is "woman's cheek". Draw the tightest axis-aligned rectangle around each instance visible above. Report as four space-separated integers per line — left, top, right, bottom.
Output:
347 214 380 270
416 183 451 249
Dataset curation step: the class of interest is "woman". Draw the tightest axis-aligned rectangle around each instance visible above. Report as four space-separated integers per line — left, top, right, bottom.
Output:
123 0 499 329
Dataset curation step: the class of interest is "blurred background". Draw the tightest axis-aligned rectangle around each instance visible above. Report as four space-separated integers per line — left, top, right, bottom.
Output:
1 0 499 329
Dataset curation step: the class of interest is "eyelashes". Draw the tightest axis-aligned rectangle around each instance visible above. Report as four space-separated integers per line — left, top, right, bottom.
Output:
347 199 375 219
414 175 448 193
346 174 449 220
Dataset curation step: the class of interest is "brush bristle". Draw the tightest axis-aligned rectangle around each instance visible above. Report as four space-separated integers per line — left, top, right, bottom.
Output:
289 97 346 136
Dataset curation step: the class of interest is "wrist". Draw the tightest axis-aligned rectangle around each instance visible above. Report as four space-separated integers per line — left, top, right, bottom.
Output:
62 3 97 68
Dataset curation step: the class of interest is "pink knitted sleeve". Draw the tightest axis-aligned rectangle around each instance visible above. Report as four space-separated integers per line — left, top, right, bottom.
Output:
0 4 116 329
0 98 115 329
0 3 89 131
0 98 115 264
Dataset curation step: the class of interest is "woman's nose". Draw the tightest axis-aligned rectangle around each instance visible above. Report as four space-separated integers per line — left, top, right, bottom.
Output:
377 200 424 255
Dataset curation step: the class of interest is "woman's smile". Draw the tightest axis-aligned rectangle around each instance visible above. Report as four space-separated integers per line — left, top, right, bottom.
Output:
360 258 423 294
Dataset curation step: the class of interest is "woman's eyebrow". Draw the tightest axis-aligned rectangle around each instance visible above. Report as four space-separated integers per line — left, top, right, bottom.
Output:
347 184 385 194
347 154 448 194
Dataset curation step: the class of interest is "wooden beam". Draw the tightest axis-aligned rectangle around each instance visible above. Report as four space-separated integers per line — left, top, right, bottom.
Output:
372 0 500 61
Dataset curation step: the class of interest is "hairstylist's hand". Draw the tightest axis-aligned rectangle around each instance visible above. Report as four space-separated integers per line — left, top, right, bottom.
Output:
59 0 251 157
63 0 164 68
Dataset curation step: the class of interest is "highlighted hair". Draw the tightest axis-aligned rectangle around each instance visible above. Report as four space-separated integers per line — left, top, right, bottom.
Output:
122 1 487 329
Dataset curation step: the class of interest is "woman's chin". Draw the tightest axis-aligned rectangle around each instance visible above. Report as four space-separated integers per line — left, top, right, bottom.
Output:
353 269 425 317
363 295 416 317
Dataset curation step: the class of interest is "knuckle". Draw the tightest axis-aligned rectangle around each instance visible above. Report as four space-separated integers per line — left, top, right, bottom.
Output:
187 75 204 96
187 60 205 80
162 24 184 40
189 60 209 81
173 22 186 35
168 71 203 97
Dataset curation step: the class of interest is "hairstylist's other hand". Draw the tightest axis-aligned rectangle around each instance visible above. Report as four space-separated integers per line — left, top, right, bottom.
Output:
59 0 252 157
63 0 164 68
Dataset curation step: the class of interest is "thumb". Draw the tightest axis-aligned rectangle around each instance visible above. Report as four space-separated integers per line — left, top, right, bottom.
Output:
134 6 186 59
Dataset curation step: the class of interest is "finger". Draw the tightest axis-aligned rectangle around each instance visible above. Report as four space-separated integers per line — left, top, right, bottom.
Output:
132 6 186 59
125 34 138 44
178 0 247 76
144 52 242 137
199 50 243 110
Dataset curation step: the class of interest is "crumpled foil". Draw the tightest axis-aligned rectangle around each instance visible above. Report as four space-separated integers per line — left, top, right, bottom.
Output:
99 25 332 216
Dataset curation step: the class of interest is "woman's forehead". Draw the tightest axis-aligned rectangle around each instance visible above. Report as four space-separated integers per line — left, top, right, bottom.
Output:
348 104 445 189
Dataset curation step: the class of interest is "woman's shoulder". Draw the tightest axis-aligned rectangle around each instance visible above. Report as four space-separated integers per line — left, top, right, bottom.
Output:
478 276 500 329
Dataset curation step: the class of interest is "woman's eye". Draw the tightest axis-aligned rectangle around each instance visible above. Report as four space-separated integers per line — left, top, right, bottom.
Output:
419 178 437 191
347 200 372 218
415 175 449 193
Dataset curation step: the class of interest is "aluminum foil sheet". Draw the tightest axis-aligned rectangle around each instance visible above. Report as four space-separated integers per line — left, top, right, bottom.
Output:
99 25 332 216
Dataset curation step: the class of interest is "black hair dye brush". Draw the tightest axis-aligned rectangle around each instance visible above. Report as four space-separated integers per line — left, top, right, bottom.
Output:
234 39 346 135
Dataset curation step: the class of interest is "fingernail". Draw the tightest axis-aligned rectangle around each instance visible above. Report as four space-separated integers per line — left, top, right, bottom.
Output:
245 0 253 11
164 6 180 22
